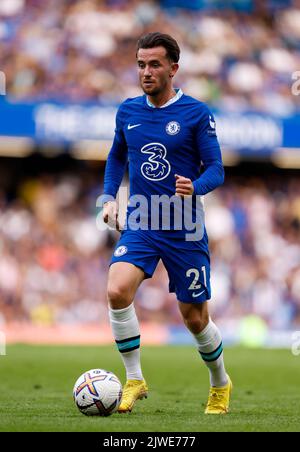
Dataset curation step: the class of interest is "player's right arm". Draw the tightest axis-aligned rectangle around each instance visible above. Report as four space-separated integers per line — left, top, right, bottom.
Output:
102 105 128 230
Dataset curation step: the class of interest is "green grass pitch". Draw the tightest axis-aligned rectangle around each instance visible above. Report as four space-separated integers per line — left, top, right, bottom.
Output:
0 345 299 432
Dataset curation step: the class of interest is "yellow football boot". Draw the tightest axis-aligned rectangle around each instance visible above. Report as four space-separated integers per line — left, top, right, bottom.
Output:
118 379 148 413
204 375 232 414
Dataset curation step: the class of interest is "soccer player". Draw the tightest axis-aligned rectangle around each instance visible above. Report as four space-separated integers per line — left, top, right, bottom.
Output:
102 32 232 414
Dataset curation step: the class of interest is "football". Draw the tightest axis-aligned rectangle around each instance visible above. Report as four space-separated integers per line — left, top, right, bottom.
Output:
73 369 123 416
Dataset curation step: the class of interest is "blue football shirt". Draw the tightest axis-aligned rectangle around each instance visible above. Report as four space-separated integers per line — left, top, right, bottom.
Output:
103 91 224 238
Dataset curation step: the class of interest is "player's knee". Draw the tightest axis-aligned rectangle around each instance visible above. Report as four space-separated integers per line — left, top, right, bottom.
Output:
107 284 132 309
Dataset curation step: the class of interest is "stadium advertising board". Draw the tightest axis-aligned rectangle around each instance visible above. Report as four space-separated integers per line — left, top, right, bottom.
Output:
0 99 298 153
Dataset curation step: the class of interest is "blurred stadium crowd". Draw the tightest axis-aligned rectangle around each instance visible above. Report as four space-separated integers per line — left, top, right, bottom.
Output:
1 0 300 115
0 0 300 334
0 170 299 329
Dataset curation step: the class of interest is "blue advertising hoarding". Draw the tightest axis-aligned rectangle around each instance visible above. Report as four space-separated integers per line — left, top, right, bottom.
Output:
0 98 299 154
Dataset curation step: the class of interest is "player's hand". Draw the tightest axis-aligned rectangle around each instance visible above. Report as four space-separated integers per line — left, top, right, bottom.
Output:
103 201 121 232
175 174 194 197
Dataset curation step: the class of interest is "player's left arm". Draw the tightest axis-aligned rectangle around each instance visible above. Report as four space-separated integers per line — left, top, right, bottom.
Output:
175 108 224 197
192 107 224 195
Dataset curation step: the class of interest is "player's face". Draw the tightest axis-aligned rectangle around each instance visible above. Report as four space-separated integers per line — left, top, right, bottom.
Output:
137 47 178 96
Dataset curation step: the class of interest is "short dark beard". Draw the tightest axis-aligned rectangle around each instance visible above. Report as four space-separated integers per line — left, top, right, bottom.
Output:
142 85 161 96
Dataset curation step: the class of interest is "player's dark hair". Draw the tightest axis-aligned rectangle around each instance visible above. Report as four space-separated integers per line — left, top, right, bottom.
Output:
136 32 180 63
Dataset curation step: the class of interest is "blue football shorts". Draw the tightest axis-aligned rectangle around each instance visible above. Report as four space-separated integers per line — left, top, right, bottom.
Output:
110 229 211 303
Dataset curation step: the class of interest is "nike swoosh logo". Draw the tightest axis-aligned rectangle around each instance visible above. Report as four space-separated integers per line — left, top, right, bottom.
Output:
128 124 141 130
192 289 205 298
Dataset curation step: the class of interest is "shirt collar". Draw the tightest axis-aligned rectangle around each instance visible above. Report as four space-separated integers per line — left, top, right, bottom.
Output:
146 88 183 108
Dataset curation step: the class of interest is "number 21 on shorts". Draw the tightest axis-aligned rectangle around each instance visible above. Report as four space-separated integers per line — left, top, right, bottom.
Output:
186 266 207 297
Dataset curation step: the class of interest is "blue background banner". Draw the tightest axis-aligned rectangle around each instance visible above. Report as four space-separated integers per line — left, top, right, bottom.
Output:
1 99 299 153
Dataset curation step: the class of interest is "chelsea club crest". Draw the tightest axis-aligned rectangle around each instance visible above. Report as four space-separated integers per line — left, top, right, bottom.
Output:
114 246 128 257
166 121 180 135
